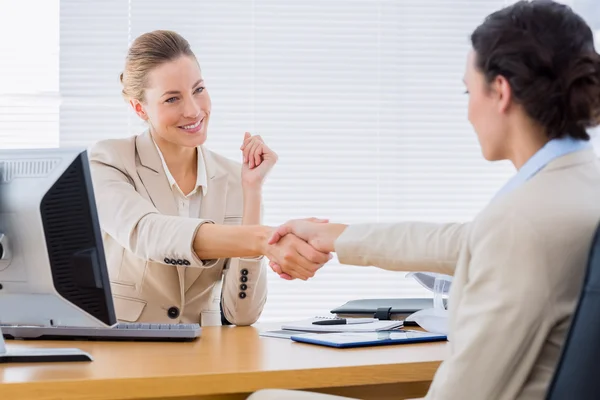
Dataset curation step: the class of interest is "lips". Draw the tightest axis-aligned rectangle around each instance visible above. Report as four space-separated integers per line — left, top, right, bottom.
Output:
178 118 204 133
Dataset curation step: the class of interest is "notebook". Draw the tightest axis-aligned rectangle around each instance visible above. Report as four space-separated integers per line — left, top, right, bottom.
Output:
280 316 403 333
290 330 447 348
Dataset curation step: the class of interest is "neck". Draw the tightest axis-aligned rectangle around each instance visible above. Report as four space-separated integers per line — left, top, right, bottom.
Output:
151 131 197 177
506 121 549 170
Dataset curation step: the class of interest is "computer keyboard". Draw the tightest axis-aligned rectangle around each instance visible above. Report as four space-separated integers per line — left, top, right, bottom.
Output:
1 322 202 342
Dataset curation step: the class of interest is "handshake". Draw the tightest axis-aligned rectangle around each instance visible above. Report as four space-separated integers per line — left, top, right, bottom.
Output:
262 218 348 281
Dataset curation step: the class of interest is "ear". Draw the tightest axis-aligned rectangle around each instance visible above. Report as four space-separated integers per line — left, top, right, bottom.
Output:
130 99 148 121
493 75 512 114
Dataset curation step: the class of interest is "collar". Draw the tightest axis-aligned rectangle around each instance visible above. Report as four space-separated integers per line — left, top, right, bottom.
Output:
494 136 592 200
150 134 208 197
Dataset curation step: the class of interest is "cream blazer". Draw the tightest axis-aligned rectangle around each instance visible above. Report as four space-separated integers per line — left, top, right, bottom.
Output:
335 149 600 399
89 132 267 326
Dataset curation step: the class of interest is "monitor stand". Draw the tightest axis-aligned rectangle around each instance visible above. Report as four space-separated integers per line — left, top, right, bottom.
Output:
0 326 92 363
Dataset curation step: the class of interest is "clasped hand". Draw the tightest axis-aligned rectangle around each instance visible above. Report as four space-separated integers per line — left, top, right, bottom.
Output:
263 219 347 281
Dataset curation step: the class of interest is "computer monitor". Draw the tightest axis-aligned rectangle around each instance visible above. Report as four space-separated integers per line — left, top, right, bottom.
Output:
0 148 116 328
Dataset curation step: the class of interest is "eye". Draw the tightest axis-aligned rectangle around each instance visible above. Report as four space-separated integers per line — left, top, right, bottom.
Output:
194 86 205 94
463 90 469 95
165 97 178 103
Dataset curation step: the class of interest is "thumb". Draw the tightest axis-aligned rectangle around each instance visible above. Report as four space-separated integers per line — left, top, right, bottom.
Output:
268 223 293 245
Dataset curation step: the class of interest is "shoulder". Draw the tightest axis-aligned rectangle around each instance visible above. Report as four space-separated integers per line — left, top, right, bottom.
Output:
471 159 600 267
89 135 137 165
202 147 243 183
205 148 242 172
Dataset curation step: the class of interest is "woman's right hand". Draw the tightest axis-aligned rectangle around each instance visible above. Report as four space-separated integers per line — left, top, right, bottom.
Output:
266 219 347 280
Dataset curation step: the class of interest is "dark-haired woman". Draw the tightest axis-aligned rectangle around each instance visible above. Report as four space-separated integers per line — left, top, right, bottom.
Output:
250 1 600 399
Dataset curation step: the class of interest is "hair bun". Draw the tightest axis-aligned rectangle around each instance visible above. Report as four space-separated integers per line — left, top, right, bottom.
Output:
563 53 600 138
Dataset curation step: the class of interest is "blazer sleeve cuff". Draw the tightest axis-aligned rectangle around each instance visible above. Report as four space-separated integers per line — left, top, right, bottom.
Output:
334 224 364 265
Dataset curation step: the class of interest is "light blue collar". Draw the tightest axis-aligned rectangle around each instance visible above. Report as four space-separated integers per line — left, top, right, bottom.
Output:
493 137 591 200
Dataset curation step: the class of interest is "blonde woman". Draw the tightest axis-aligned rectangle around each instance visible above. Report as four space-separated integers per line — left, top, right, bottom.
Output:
89 30 330 326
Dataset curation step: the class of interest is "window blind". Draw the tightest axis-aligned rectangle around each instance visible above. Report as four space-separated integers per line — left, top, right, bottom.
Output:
2 0 598 322
0 0 59 149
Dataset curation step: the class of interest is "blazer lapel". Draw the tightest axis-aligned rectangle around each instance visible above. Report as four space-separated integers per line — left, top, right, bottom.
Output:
135 132 179 217
135 132 185 305
184 146 229 293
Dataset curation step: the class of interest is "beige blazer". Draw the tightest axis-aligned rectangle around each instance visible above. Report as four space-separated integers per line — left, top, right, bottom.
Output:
335 149 600 399
89 132 267 326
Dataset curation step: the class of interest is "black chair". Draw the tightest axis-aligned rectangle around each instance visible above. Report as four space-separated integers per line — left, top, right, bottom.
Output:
546 223 600 399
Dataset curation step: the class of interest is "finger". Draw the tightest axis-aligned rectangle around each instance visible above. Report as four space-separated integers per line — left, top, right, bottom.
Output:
279 273 293 280
251 140 263 168
247 140 261 169
253 143 263 168
241 132 262 150
269 249 309 280
243 137 258 164
295 239 330 266
270 262 293 280
278 236 324 278
269 261 282 274
240 132 251 150
282 251 312 280
268 224 293 245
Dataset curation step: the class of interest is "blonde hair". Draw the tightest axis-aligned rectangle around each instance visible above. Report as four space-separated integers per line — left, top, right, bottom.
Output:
120 30 197 102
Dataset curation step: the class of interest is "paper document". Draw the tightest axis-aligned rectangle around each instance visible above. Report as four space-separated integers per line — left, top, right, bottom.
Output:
281 317 403 333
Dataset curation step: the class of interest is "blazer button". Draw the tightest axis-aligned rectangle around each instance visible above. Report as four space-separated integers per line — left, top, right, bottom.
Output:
239 292 247 299
164 257 170 264
176 259 183 265
183 260 190 266
240 284 248 291
167 307 180 319
240 276 248 283
241 268 249 276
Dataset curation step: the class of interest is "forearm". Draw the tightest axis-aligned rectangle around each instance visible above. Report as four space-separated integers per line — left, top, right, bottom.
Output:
334 222 467 275
193 223 272 260
242 187 262 225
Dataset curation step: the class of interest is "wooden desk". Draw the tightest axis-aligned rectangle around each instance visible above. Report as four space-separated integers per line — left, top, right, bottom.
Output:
0 325 447 400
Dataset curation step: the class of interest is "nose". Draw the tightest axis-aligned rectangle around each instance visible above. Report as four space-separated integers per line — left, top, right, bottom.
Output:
182 98 201 119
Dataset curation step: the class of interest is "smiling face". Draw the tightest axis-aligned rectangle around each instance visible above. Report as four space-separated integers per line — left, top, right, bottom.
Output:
131 55 211 148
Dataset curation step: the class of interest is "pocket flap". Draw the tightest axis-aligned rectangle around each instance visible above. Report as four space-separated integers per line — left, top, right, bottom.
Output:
113 295 147 322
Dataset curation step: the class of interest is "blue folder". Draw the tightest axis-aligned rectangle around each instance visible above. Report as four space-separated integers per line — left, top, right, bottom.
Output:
290 330 447 348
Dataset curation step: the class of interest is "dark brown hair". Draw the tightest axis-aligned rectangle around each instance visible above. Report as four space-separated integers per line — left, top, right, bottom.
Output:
471 0 600 140
120 30 197 102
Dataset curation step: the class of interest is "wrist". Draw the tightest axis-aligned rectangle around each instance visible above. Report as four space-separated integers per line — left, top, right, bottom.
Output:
242 182 263 193
255 225 273 256
320 224 347 253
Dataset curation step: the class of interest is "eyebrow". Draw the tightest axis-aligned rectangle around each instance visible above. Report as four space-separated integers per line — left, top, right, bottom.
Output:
161 79 204 97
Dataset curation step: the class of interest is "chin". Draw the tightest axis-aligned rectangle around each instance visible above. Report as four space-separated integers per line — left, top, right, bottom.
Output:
480 146 503 162
184 131 207 147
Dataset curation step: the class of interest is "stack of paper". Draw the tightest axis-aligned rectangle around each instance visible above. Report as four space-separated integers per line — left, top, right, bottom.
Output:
280 317 403 333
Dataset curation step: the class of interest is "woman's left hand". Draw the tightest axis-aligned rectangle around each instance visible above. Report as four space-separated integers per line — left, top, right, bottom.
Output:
240 132 278 189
